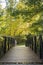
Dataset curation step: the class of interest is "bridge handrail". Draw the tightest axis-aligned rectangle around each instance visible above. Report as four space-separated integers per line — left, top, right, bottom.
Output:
0 36 15 58
26 34 43 59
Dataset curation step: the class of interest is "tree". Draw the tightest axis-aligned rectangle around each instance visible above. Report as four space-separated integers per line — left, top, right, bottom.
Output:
0 0 43 37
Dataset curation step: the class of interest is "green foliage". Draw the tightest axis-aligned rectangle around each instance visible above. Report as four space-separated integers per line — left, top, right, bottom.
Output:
0 0 43 37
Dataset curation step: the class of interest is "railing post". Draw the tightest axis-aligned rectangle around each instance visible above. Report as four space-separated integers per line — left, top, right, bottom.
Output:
10 37 12 48
3 37 6 54
39 35 43 59
34 36 37 53
9 37 11 48
42 36 43 59
8 37 10 50
32 36 33 50
13 38 15 46
12 38 13 46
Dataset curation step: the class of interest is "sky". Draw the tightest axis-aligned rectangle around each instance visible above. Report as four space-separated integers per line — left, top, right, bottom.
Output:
0 0 6 8
0 0 19 9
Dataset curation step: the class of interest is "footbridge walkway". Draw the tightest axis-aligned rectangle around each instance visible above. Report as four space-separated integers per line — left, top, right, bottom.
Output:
0 35 43 64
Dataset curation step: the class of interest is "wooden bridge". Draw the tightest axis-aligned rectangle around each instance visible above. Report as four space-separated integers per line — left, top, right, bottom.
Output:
0 45 42 62
0 35 43 64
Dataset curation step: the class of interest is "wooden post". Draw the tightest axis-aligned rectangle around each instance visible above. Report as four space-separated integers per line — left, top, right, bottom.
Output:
32 36 33 50
34 36 37 53
12 38 13 46
8 37 10 50
3 37 6 54
39 35 43 59
10 37 12 48
10 38 11 47
42 37 43 59
9 37 11 48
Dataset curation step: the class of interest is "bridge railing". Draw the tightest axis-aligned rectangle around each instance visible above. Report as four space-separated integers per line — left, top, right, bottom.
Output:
0 36 15 58
26 34 43 59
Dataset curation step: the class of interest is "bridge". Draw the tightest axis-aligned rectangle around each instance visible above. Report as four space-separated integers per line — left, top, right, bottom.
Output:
0 35 43 65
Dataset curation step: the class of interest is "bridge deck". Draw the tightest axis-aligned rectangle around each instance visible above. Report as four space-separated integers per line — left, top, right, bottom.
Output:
0 45 42 63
